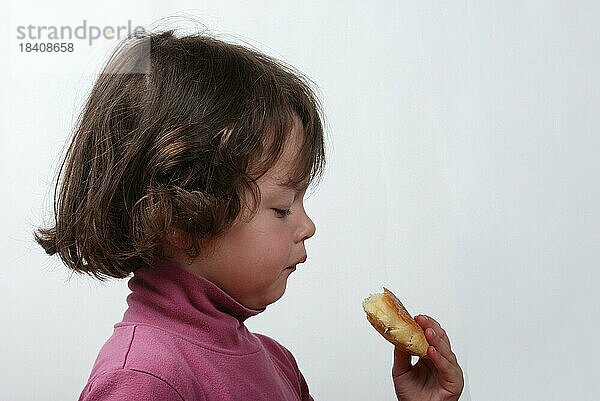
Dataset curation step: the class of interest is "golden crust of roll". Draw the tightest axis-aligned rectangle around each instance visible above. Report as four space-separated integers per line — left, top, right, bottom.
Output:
362 287 429 357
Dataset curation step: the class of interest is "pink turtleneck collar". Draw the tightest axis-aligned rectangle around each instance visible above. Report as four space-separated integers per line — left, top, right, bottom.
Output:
121 260 266 355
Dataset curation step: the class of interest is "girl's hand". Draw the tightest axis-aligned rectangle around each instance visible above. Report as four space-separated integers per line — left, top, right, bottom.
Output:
392 315 464 401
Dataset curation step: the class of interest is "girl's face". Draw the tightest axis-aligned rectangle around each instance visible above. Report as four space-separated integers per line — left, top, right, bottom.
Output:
184 118 316 309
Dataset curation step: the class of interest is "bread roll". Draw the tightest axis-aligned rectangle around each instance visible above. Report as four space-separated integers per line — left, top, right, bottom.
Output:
362 287 429 357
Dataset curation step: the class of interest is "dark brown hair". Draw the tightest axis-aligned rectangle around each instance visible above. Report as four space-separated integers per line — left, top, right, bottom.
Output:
34 30 326 280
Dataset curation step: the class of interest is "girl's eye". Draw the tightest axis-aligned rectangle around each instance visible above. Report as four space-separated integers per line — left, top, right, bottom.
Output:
273 208 292 218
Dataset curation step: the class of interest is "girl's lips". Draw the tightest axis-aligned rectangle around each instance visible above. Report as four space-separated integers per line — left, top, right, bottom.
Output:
285 255 305 270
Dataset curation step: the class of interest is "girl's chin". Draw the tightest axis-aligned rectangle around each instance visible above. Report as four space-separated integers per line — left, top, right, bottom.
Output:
264 282 291 308
242 283 289 310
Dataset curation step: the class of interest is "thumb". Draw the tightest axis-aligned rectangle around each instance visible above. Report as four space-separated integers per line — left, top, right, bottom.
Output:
392 346 412 378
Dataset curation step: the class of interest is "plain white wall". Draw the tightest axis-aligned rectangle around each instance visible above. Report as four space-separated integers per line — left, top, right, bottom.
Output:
2 1 599 400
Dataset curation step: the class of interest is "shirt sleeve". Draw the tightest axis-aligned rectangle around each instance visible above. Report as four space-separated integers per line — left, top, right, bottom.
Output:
298 369 314 401
79 369 185 401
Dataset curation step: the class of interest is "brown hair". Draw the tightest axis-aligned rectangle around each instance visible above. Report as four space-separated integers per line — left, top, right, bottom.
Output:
34 30 326 280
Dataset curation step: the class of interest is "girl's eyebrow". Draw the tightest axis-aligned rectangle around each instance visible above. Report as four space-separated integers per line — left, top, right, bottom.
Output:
277 179 309 192
262 181 307 201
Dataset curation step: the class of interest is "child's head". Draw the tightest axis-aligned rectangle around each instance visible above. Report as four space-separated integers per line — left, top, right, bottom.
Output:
35 30 326 282
175 113 318 309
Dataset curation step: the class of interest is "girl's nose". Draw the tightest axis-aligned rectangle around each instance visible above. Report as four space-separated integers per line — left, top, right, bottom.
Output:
297 209 316 242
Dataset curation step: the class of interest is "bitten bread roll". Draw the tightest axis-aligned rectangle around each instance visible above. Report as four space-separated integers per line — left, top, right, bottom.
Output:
362 288 429 357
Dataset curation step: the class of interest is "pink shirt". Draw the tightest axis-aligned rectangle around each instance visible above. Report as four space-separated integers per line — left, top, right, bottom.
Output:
78 261 313 401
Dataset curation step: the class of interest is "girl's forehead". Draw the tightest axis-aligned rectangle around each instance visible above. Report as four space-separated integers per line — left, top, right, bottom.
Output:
259 117 305 184
258 168 297 191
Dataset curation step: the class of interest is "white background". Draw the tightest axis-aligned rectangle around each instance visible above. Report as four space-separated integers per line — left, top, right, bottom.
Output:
2 1 599 400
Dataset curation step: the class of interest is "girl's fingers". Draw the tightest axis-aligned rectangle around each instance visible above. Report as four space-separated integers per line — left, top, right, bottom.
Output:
427 345 464 391
415 315 452 350
415 315 457 364
392 346 412 378
415 315 465 395
427 345 452 372
424 327 457 365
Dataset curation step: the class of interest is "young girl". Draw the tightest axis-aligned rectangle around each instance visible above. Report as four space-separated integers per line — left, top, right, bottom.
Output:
35 30 463 401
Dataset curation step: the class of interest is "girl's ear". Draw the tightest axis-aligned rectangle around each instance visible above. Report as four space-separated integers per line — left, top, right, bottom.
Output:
161 227 198 267
164 227 192 250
